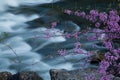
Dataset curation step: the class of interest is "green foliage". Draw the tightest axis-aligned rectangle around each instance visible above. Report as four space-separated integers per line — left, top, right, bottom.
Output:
0 32 9 42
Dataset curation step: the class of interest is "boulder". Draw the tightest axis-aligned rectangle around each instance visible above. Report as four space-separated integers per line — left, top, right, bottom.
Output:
0 71 43 80
49 68 100 80
50 69 120 80
0 72 12 80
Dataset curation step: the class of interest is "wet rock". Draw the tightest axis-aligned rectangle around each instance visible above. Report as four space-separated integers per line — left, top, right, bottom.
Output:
0 72 12 80
56 21 80 33
8 71 43 80
113 77 120 80
50 69 120 80
49 68 100 80
0 71 43 80
50 69 70 80
90 52 104 65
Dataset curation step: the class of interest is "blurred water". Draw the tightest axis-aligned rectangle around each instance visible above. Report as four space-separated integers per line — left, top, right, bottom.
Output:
0 0 60 11
0 0 105 80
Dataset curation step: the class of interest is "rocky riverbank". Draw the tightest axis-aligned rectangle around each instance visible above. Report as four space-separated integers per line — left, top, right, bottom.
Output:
0 71 43 80
1 69 120 80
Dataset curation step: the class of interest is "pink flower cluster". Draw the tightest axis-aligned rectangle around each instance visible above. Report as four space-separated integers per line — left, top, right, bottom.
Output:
74 42 83 54
65 31 80 40
64 9 120 79
31 9 119 80
51 21 57 28
58 49 66 56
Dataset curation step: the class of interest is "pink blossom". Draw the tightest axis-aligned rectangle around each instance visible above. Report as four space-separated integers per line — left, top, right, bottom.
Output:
99 12 108 22
64 9 72 15
104 41 113 50
95 22 100 28
90 10 99 16
74 11 80 16
58 49 66 56
79 12 86 17
51 22 57 28
100 75 111 80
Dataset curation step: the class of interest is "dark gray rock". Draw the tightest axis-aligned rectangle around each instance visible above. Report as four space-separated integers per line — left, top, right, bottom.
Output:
0 71 43 80
50 69 120 80
8 71 43 80
0 72 12 80
112 77 120 80
49 68 100 80
56 21 80 33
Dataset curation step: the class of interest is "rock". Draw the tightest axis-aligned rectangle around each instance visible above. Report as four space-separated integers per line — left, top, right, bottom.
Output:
90 52 104 65
50 69 71 80
113 77 120 80
0 71 43 80
49 68 100 80
56 21 80 33
0 72 12 80
84 50 105 66
50 69 120 80
8 71 43 80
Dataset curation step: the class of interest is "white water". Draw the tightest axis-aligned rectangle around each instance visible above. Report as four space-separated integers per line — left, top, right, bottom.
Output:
0 0 68 80
0 0 102 80
0 0 59 11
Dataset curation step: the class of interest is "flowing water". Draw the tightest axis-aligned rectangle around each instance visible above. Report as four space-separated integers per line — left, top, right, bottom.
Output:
0 0 107 80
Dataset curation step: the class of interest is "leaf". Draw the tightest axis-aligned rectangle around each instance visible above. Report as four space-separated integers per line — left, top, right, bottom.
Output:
3 32 9 37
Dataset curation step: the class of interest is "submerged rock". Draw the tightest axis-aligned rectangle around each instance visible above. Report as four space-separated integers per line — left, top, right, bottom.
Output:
0 71 43 80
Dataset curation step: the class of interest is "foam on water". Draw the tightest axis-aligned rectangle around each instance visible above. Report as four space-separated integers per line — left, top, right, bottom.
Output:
22 61 51 71
0 35 43 72
46 49 88 66
0 0 60 11
1 37 31 53
32 27 66 51
0 13 39 32
0 58 11 68
53 62 73 70
17 0 60 6
0 0 19 11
